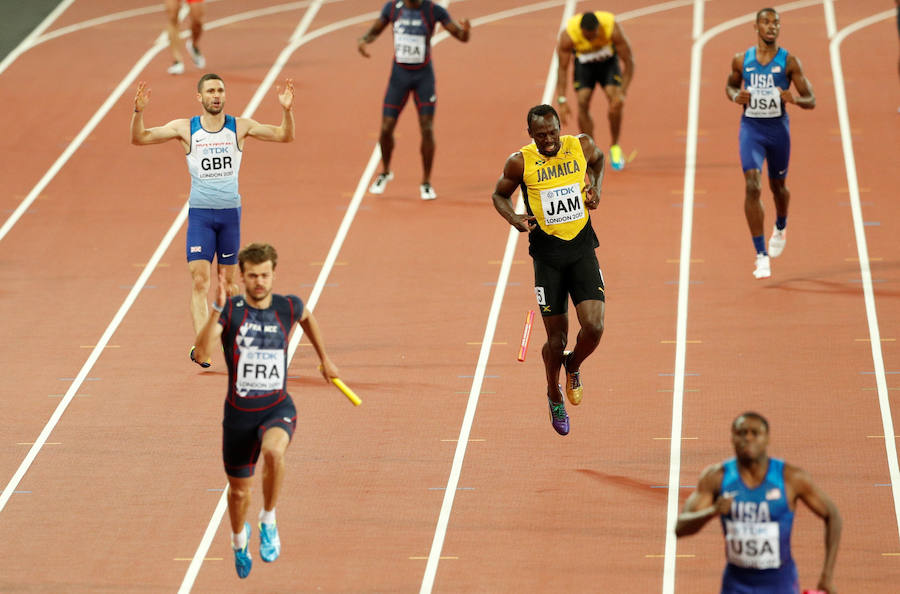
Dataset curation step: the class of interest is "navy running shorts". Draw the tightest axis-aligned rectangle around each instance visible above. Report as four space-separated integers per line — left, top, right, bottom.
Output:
185 207 241 265
383 62 436 118
221 396 297 478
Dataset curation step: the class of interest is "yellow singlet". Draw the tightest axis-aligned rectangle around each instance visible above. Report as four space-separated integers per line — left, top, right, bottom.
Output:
565 11 616 63
521 135 588 241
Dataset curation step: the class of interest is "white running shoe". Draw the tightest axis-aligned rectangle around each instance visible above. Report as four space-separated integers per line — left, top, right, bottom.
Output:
167 61 185 75
753 254 771 279
419 183 437 200
369 172 393 194
188 42 206 68
768 227 786 258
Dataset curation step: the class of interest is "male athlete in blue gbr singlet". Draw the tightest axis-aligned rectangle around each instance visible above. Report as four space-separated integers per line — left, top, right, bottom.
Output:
676 412 841 594
131 75 295 367
193 243 339 579
726 8 814 280
358 0 470 201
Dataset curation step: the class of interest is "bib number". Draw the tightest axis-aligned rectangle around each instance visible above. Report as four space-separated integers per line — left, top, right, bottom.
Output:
724 520 781 569
394 33 426 64
744 86 782 118
540 182 585 226
236 348 285 394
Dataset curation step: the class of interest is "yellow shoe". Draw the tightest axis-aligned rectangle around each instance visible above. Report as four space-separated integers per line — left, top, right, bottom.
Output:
563 351 583 405
610 144 625 171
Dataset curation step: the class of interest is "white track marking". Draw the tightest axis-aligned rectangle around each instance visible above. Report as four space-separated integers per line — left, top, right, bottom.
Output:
828 5 900 545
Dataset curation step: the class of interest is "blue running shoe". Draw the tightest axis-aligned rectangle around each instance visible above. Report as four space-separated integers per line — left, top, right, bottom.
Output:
233 523 252 579
190 346 211 368
548 391 569 436
258 522 281 562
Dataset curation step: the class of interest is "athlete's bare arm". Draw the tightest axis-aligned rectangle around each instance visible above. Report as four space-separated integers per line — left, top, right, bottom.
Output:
130 81 190 148
726 52 751 105
675 463 733 537
238 79 295 143
297 308 340 382
785 464 841 594
783 54 815 109
439 17 471 42
555 30 575 124
492 152 536 233
192 271 226 363
611 22 634 94
578 134 605 209
357 16 389 57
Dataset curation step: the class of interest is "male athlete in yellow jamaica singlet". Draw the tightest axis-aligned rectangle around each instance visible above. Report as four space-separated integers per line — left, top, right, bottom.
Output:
555 11 634 171
492 104 607 437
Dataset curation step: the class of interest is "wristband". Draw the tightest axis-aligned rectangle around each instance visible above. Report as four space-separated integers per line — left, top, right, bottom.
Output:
557 96 567 104
212 302 223 313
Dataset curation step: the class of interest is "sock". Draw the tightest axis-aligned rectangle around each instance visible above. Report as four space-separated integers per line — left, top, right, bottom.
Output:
775 216 787 231
259 508 276 525
232 528 247 550
752 235 767 255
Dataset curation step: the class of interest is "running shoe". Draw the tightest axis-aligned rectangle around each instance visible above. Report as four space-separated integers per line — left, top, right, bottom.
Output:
610 144 625 171
234 523 252 579
419 183 437 200
167 61 185 75
190 346 211 368
753 254 771 280
369 172 393 194
768 227 786 258
548 392 569 436
562 351 583 406
187 41 206 68
258 522 281 562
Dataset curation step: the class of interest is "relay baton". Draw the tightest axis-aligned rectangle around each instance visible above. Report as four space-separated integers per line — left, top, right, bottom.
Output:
517 310 535 362
332 377 362 406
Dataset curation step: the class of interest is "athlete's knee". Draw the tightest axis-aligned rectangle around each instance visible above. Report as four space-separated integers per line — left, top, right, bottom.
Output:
190 268 211 293
744 176 762 199
261 445 284 469
543 328 568 353
581 317 604 343
228 482 251 503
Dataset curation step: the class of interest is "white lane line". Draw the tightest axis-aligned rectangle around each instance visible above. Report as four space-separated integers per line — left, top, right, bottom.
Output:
0 1 323 244
420 1 700 592
0 0 75 76
661 2 827 593
828 6 900 545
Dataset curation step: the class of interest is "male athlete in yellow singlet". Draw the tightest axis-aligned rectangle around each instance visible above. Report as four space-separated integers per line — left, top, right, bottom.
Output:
492 104 606 436
555 11 634 171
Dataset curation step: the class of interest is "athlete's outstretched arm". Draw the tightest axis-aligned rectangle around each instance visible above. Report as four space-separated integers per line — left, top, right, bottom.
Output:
554 31 575 125
130 81 189 146
787 465 841 594
675 464 731 537
611 22 634 94
440 17 470 42
358 16 389 57
298 309 339 382
491 152 535 233
241 79 294 143
783 54 815 109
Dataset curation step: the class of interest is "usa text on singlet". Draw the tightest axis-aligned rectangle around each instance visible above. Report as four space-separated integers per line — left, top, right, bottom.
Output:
741 47 790 119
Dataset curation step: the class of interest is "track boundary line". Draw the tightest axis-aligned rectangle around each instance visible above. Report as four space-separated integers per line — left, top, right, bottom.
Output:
0 0 75 76
661 2 828 592
827 5 900 545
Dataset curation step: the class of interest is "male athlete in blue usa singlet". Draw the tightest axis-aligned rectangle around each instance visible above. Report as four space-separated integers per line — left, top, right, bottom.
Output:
676 413 841 594
725 8 815 280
